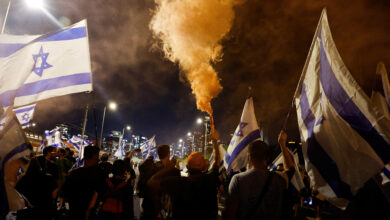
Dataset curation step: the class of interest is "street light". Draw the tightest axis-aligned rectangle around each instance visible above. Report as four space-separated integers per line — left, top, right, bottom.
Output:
2 0 46 34
26 0 44 9
99 101 117 148
32 123 36 127
187 132 191 137
197 118 203 124
126 125 131 131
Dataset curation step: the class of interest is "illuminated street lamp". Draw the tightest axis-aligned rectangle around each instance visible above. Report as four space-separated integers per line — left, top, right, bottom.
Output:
2 0 46 34
99 101 117 148
26 0 44 9
197 118 203 124
126 125 131 131
187 132 192 137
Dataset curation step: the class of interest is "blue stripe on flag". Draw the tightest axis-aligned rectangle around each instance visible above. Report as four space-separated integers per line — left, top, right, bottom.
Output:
226 129 260 170
318 30 390 164
13 105 35 114
300 83 352 199
0 73 91 107
0 43 25 57
0 27 87 57
382 167 390 179
41 27 86 42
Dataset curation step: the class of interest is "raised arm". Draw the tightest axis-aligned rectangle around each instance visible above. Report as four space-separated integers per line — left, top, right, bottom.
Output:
278 130 294 170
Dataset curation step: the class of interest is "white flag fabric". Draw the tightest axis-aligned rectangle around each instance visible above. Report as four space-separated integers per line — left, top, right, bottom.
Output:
114 141 126 159
140 136 156 158
377 62 390 105
0 109 31 213
42 128 64 149
13 104 36 128
270 149 305 192
209 144 226 170
0 20 92 109
224 96 261 172
295 9 390 209
68 135 91 160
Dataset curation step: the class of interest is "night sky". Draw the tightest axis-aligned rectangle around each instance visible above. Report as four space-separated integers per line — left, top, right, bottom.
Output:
2 0 390 145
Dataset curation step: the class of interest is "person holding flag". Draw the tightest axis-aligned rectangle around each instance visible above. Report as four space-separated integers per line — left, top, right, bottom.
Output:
223 131 295 220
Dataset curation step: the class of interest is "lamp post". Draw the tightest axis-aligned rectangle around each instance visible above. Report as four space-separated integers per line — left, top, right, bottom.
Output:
99 101 117 148
2 0 45 34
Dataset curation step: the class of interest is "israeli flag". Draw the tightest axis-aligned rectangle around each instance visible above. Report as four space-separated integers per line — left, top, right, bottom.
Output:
0 20 92 109
68 135 90 161
209 144 226 170
269 149 305 192
43 128 64 148
224 96 261 172
140 136 156 158
0 109 31 213
13 104 36 128
114 140 126 159
295 9 390 209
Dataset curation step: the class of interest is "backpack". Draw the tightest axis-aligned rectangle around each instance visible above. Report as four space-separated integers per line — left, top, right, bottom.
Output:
101 178 128 214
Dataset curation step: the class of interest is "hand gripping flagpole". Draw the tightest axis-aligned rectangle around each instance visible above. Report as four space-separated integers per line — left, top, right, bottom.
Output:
282 8 327 132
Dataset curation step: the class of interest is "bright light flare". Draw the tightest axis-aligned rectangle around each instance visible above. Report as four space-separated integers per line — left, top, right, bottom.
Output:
108 102 117 111
179 139 183 143
126 125 131 130
26 0 44 9
197 118 203 124
187 132 191 137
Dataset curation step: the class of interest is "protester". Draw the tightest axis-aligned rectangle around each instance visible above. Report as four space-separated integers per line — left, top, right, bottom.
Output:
99 159 134 220
56 148 73 185
153 130 221 220
99 153 113 176
37 146 59 181
4 157 29 212
138 145 180 220
15 157 59 220
223 130 295 220
61 145 108 220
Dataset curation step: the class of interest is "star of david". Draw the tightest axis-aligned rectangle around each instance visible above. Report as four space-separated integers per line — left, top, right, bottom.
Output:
22 113 30 122
32 46 52 77
235 122 248 137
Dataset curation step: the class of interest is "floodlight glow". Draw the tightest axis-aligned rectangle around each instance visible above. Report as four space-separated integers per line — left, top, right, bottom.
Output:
26 0 44 9
179 139 183 143
187 132 191 137
108 102 117 111
197 118 203 124
32 123 36 127
126 125 131 130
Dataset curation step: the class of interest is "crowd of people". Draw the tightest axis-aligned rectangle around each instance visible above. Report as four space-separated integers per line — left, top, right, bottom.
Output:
3 130 390 220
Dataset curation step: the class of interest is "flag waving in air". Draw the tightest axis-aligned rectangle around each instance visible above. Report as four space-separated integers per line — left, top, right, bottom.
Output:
224 96 261 172
13 104 36 128
140 136 156 158
0 20 92 109
0 109 31 214
295 9 390 209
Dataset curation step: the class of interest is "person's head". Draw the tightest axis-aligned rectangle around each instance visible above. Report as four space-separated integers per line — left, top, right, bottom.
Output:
43 146 57 161
157 145 170 160
83 145 100 166
186 152 205 173
112 159 126 177
57 148 66 158
248 140 272 169
101 153 109 162
64 147 71 156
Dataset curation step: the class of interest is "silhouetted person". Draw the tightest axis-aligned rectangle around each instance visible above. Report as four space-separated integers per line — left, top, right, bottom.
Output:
61 145 107 220
223 131 295 220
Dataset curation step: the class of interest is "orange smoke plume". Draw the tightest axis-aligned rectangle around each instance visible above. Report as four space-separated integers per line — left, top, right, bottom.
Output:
150 0 245 127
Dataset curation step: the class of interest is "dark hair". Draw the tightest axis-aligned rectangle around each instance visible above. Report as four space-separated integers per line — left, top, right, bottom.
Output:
112 159 126 176
43 146 55 156
58 148 66 154
157 145 170 159
248 140 272 163
83 145 100 161
100 153 109 162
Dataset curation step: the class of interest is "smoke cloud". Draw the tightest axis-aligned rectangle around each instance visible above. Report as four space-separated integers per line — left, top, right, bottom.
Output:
149 0 244 118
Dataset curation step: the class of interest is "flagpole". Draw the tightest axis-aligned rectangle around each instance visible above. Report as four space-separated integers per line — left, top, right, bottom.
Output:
1 0 12 34
282 8 326 131
99 106 106 148
81 104 89 139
